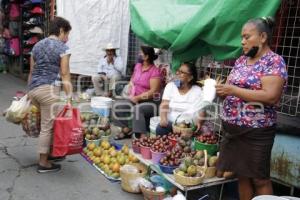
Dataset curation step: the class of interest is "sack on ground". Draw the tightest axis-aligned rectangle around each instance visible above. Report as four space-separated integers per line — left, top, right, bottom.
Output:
5 94 31 124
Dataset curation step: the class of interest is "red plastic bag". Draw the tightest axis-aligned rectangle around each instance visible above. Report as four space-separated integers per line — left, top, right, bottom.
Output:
52 106 83 157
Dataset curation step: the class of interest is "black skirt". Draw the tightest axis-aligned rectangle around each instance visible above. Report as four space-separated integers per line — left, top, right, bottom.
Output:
217 121 276 179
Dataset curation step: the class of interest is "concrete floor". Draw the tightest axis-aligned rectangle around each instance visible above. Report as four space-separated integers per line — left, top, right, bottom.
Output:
0 74 143 200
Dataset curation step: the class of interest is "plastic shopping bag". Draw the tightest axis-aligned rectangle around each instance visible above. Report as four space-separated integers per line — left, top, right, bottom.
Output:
5 94 31 124
21 105 40 138
52 106 83 157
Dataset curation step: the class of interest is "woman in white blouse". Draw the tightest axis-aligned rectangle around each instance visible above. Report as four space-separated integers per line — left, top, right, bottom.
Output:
157 62 205 135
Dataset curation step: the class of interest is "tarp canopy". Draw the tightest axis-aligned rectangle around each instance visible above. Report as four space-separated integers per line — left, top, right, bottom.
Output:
130 0 281 71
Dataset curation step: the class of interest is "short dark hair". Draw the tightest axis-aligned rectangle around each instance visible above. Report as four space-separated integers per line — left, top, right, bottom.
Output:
49 16 72 36
141 46 158 64
246 16 275 45
182 61 198 85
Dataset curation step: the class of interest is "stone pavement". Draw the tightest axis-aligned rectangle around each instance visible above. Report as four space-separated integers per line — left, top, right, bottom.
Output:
0 74 143 200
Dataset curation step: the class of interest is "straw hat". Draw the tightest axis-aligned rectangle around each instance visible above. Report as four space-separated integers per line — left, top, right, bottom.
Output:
102 43 119 50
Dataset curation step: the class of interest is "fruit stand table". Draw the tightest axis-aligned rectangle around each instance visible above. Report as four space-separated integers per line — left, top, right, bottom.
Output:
131 150 237 200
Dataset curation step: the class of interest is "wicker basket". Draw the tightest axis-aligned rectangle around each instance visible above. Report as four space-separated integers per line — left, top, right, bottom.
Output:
172 114 194 137
204 166 217 178
140 185 166 200
174 166 205 186
173 150 207 186
120 163 147 193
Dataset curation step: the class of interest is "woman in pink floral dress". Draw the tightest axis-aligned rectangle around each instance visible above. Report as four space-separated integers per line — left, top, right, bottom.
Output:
216 17 288 200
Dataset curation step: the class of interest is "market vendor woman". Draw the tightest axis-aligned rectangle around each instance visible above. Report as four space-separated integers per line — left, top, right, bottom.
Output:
216 17 287 200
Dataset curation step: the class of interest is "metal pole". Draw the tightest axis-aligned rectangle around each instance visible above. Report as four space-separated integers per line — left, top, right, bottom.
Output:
219 183 224 200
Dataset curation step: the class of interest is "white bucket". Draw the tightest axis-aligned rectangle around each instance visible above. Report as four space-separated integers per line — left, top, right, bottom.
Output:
252 195 290 200
150 116 160 126
149 116 160 137
91 97 113 117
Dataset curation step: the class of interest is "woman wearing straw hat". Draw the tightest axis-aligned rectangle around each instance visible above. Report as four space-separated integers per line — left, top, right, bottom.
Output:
92 43 124 97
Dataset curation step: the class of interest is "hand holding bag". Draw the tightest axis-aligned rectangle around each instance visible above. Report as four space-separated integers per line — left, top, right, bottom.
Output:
52 106 83 157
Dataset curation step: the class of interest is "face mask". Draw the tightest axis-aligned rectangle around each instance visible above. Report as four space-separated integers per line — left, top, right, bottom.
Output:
173 79 183 88
245 46 259 58
137 55 144 63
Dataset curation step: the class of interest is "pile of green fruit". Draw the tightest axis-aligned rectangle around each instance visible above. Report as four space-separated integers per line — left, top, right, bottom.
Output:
81 112 111 140
177 157 201 177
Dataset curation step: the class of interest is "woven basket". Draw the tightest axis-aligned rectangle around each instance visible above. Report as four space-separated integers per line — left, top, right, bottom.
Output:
174 166 205 186
173 150 207 186
172 114 195 138
120 163 147 193
204 166 217 178
140 185 166 200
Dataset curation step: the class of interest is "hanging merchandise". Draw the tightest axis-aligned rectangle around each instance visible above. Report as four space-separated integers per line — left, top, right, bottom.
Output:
24 17 43 26
9 3 20 20
24 36 39 46
9 21 19 37
3 27 11 39
29 26 43 34
30 6 44 14
10 37 20 56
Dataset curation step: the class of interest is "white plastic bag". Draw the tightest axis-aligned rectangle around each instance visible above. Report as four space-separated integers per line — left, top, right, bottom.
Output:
5 94 31 124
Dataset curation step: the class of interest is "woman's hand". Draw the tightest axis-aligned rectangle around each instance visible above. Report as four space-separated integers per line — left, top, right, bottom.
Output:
215 84 236 97
130 96 139 104
160 118 168 127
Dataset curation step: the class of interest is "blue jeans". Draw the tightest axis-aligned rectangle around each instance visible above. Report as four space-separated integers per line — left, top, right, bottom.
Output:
156 121 173 136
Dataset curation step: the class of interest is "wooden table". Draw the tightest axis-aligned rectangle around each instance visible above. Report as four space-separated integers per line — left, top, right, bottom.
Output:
132 151 237 199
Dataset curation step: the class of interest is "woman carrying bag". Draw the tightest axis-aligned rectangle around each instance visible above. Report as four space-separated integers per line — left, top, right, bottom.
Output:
27 17 72 173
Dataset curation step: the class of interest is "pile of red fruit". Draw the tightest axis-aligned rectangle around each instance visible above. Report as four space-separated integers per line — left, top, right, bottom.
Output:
159 145 184 167
168 132 181 140
151 135 172 153
139 137 156 147
132 138 141 147
196 133 218 144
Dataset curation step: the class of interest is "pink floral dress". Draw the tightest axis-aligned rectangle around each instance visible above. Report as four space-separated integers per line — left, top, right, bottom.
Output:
221 51 288 128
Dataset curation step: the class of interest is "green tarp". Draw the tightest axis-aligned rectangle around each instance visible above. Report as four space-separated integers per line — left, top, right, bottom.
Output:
130 0 281 70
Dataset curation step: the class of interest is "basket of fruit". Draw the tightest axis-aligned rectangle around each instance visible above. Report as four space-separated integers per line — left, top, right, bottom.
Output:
167 132 180 147
150 135 172 164
158 150 182 174
194 133 219 156
132 138 141 153
120 163 147 193
172 115 194 138
140 185 166 200
140 137 156 159
173 150 207 186
205 155 218 178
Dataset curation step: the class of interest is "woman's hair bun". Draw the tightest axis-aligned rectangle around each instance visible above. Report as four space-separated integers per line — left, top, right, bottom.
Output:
261 16 275 30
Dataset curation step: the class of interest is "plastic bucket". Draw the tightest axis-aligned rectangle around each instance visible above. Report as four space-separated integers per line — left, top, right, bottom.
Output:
85 138 100 146
91 97 113 117
151 149 166 164
194 138 218 156
252 196 289 200
140 145 151 159
132 143 140 154
159 164 178 174
149 124 156 138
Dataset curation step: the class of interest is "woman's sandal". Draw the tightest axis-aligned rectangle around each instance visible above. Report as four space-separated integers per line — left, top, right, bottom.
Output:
114 130 133 140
